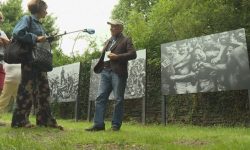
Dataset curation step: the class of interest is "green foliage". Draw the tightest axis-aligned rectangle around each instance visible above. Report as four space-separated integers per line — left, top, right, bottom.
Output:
52 49 72 67
112 0 159 23
0 0 23 37
113 0 250 57
126 11 149 49
52 34 101 68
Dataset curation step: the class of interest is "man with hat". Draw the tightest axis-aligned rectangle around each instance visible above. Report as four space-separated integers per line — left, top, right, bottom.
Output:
85 19 137 131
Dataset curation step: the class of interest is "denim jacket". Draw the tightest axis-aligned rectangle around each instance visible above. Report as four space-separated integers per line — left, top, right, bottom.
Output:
12 15 46 46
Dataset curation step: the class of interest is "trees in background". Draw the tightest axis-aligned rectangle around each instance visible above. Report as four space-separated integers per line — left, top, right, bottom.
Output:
112 0 250 59
0 0 23 38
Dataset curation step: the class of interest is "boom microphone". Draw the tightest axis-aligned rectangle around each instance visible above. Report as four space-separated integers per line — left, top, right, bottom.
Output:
83 29 95 34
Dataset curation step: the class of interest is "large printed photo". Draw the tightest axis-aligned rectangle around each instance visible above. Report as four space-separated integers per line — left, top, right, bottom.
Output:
161 28 250 95
48 62 80 102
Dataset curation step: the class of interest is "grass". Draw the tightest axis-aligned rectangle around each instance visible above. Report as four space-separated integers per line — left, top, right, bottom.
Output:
0 113 250 150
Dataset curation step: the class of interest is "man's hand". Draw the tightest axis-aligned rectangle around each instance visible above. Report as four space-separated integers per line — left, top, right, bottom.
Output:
36 36 46 42
108 52 119 60
47 36 57 43
0 37 10 46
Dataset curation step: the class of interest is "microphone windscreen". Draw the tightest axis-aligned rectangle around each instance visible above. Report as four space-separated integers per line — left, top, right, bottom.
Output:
83 29 95 34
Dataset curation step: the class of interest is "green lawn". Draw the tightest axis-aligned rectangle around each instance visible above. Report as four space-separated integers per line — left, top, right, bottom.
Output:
0 113 250 150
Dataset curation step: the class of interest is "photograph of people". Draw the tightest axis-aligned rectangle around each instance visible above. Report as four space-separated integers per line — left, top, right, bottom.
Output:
161 28 250 95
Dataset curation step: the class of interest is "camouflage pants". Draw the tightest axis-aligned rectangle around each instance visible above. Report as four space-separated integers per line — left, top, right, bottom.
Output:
11 63 57 127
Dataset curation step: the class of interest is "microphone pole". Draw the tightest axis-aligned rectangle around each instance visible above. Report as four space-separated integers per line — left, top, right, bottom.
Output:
47 29 95 42
53 29 95 38
53 30 84 38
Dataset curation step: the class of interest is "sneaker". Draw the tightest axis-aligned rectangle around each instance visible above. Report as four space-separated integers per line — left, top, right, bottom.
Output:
49 124 64 131
85 126 105 132
111 126 120 131
38 124 64 131
55 125 64 131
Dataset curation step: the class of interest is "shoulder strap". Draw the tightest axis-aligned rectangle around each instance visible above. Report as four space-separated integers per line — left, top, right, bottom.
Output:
28 16 32 32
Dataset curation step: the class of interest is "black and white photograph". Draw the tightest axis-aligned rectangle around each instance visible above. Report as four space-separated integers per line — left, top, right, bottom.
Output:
48 62 80 102
161 28 250 95
89 49 146 101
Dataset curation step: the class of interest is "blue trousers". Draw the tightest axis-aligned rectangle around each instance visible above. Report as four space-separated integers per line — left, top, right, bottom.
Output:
94 68 127 129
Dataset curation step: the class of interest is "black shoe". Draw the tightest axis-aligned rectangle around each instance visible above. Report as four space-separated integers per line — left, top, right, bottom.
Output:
85 126 105 132
111 126 120 131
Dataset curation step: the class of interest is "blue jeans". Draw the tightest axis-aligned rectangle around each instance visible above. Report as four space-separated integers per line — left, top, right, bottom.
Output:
94 68 127 129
